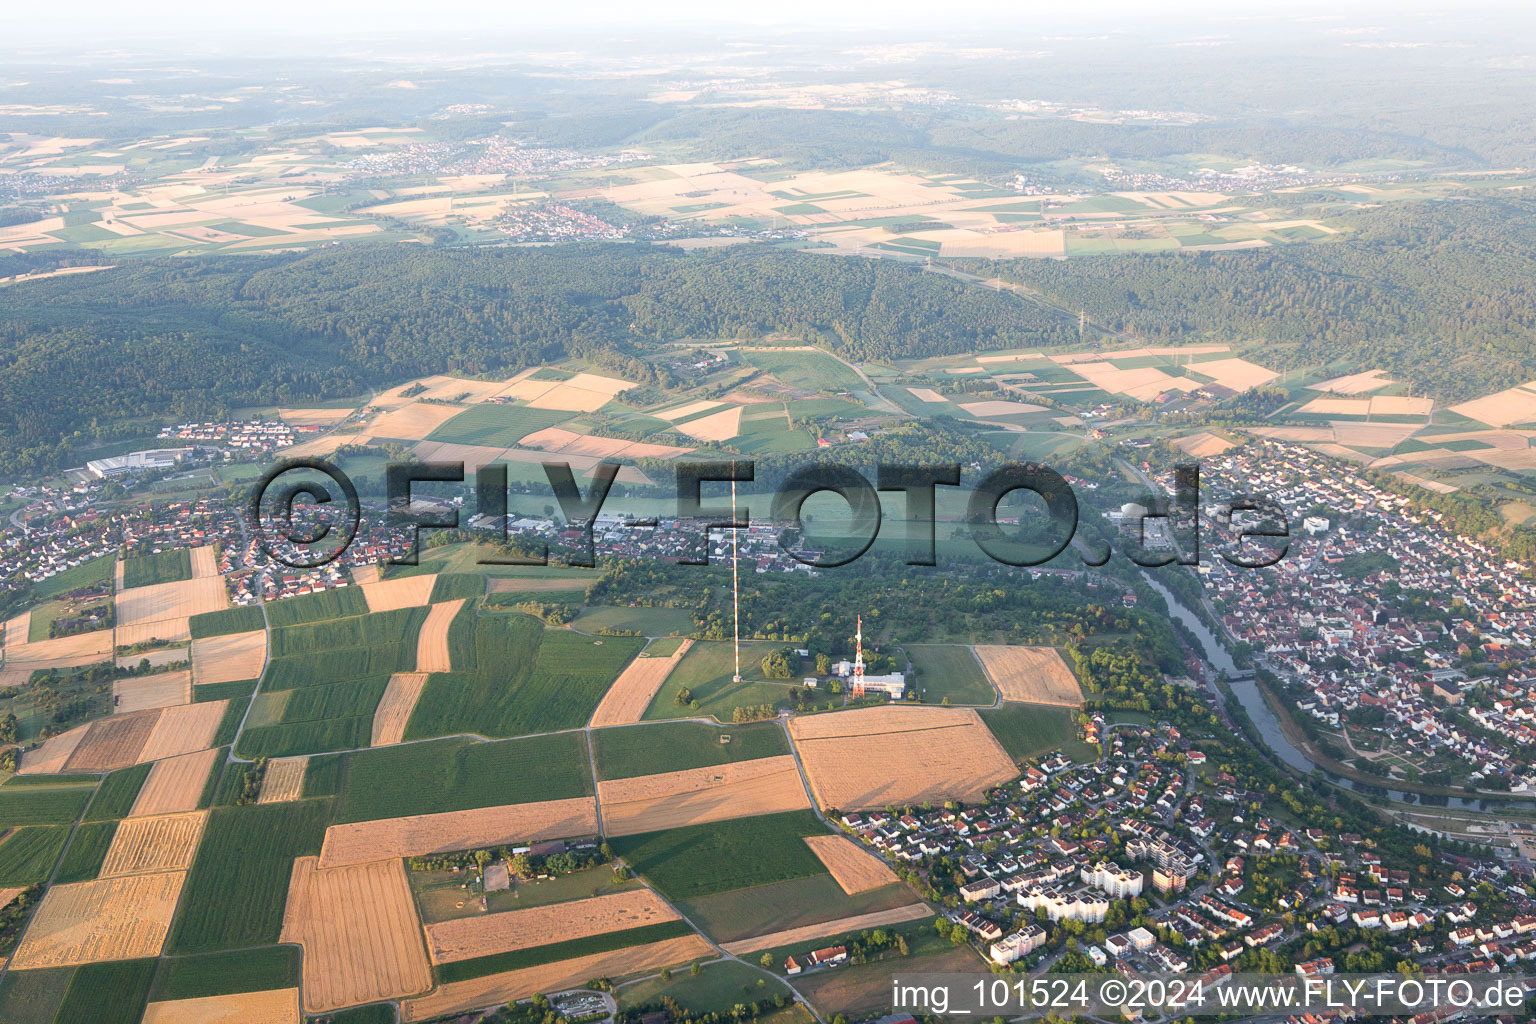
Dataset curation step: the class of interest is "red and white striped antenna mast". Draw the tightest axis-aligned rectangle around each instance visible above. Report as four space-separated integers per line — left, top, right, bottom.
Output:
852 615 865 698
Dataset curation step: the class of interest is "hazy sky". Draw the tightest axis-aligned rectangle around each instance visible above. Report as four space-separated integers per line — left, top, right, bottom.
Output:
7 0 1504 43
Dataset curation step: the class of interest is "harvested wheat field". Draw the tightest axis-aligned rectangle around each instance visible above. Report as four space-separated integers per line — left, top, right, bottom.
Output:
3 612 29 648
719 903 931 955
130 747 220 817
973 646 1083 706
415 598 462 674
1451 383 1536 428
959 400 1046 417
114 670 192 714
804 834 899 894
1189 357 1278 391
191 630 267 685
1 629 115 674
424 889 679 964
320 796 598 868
906 388 948 403
788 705 1017 811
138 700 228 763
62 710 161 772
361 573 437 613
188 545 220 579
589 639 693 728
656 399 723 421
18 725 87 774
1174 431 1238 458
367 402 465 442
599 756 810 836
258 756 309 804
116 577 229 630
10 870 186 967
675 406 743 442
141 988 300 1024
403 934 715 1022
1312 369 1392 394
100 810 208 877
282 856 432 1013
372 672 428 746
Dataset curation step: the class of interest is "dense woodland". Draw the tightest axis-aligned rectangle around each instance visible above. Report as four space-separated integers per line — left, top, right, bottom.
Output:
0 245 1067 475
974 197 1536 402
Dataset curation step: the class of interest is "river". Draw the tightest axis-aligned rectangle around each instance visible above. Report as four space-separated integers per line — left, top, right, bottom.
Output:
1143 576 1534 813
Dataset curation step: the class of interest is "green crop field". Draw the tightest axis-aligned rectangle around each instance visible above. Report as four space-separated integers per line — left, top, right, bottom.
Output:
904 645 995 706
263 587 368 627
618 958 794 1015
0 783 94 828
84 763 151 821
188 605 265 638
303 752 342 798
641 640 802 724
739 350 862 393
0 825 72 885
592 721 790 780
570 605 697 637
168 799 331 953
430 573 487 602
54 958 157 1024
324 1006 398 1024
0 965 74 1024
333 733 592 824
267 606 428 659
681 874 915 946
405 612 642 739
54 821 117 883
236 676 388 758
426 403 573 448
610 810 829 901
979 703 1083 761
120 549 192 590
193 679 258 703
148 946 301 1001
32 555 112 601
436 920 696 984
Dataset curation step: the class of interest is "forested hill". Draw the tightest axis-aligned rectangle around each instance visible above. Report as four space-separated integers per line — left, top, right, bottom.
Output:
971 196 1536 403
0 243 1072 476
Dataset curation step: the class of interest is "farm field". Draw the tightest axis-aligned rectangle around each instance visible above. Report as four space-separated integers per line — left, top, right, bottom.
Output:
371 672 428 746
0 825 73 885
803 834 899 893
788 705 1017 810
52 958 159 1024
903 644 995 705
168 799 331 953
129 748 219 817
423 888 680 963
140 988 300 1024
588 639 695 727
591 720 789 779
609 809 830 902
121 549 192 590
412 862 646 922
570 605 697 637
616 959 796 1016
333 733 593 823
405 610 643 739
979 703 1088 761
146 944 301 1002
54 821 117 883
640 640 801 723
401 933 716 1022
719 902 930 955
790 928 980 1018
319 796 599 867
11 870 186 967
190 630 267 685
98 810 206 876
680 873 917 947
598 755 810 836
281 856 433 1012
972 645 1083 705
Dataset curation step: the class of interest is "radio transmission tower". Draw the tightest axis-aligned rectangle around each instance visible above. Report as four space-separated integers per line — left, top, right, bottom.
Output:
852 615 866 699
731 471 742 684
